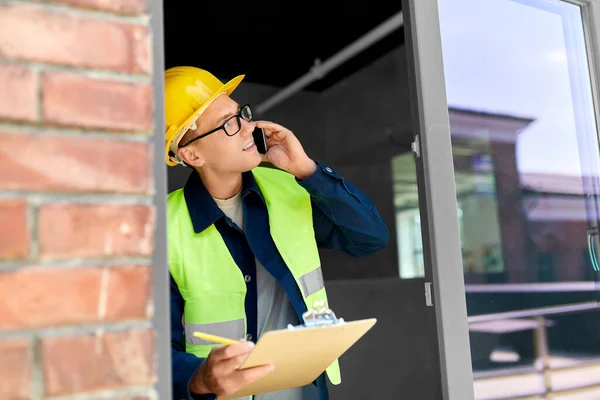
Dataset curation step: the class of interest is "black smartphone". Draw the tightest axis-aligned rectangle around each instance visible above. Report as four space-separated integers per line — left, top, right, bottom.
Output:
253 127 268 154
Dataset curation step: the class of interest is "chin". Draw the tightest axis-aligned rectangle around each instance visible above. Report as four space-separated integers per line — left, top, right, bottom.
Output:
240 154 263 172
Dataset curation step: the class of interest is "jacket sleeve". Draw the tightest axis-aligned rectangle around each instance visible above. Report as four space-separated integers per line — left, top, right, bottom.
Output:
298 161 389 257
171 275 216 400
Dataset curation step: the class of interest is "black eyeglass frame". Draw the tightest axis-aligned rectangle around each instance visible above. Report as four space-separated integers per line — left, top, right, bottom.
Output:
178 104 253 148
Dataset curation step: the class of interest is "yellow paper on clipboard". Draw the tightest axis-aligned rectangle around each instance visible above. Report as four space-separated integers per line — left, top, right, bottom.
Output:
218 302 377 400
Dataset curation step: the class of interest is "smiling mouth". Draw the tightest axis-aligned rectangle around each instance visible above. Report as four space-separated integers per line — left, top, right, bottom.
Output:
242 142 255 151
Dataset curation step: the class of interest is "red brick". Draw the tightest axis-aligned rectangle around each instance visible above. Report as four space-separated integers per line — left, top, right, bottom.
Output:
0 339 31 399
0 4 150 74
0 265 151 330
39 203 154 259
0 133 152 194
132 25 152 75
43 328 156 396
0 200 29 261
106 265 153 320
42 72 153 131
0 64 37 123
53 0 147 15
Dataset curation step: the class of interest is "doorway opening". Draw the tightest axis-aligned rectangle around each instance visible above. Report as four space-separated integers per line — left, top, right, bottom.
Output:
160 1 443 399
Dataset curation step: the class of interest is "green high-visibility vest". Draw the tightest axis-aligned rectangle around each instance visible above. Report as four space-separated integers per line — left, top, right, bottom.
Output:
168 166 341 386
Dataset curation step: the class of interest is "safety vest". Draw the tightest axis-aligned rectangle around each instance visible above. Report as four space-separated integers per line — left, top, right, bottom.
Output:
168 166 341 386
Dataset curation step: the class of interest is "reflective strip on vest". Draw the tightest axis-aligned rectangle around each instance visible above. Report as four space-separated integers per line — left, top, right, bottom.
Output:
185 319 245 345
300 267 324 298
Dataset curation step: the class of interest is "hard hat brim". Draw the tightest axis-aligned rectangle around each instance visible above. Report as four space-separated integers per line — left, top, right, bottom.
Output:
166 74 245 166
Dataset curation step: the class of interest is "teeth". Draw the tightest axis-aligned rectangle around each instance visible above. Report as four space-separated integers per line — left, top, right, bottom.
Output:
243 142 254 150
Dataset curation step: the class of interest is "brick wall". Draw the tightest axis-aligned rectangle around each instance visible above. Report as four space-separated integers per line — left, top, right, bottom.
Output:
0 1 158 399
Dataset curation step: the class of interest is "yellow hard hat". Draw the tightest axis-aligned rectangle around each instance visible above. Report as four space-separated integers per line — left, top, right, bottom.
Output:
164 66 244 166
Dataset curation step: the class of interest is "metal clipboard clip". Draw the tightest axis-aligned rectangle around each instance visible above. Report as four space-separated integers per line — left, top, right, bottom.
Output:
287 300 345 330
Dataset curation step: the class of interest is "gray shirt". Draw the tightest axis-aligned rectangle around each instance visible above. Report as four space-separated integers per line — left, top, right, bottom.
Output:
213 193 319 400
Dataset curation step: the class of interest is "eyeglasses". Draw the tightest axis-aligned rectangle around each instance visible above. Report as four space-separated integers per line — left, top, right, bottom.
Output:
179 104 253 148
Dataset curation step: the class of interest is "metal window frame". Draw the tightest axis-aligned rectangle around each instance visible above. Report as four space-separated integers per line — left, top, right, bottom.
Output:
580 0 600 180
149 0 172 396
150 0 600 398
402 0 600 399
584 6 600 279
402 0 474 398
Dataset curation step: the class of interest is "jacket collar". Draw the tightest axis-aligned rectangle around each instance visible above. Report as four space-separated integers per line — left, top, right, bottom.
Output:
183 169 265 234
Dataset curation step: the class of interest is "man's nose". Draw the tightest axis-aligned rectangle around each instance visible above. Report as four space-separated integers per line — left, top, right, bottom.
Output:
240 120 256 137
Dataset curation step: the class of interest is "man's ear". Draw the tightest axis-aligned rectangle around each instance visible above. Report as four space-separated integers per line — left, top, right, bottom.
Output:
178 146 205 168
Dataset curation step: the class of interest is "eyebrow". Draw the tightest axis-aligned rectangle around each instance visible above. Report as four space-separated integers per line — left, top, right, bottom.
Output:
216 106 241 125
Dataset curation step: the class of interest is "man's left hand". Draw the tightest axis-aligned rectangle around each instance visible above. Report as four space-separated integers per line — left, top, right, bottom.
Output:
256 121 317 180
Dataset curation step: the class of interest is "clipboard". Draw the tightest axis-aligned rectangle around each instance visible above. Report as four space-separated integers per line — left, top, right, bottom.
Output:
220 300 377 399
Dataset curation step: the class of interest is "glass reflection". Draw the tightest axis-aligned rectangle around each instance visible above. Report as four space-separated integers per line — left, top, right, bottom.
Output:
394 0 600 397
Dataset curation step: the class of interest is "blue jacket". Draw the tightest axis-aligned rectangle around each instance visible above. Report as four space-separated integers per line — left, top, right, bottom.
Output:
170 161 389 400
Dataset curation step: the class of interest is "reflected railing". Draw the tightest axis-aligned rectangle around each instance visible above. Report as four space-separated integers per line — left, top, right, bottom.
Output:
467 297 600 399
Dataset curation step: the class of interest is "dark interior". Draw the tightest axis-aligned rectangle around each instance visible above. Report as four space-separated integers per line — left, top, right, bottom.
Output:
163 2 404 91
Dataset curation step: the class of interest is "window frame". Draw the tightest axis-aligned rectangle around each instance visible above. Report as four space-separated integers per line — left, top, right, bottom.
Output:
150 0 172 396
403 0 600 398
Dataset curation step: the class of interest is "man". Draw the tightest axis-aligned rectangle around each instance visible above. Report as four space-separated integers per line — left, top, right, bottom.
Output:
165 66 389 400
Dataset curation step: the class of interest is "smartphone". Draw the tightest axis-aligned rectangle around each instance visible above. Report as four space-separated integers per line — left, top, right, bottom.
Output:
253 127 268 154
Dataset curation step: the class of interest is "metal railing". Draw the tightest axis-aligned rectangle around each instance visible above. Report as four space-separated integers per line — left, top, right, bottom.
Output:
468 301 600 399
467 301 600 323
465 282 600 293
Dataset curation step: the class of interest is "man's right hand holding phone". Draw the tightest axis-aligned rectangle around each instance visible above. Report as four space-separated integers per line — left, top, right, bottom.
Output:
189 341 275 397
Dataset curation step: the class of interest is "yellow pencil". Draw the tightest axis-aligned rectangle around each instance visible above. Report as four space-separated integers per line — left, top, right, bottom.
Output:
193 331 240 345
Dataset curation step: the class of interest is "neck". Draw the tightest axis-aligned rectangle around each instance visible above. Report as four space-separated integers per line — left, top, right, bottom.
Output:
196 167 243 200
